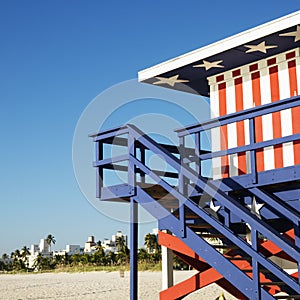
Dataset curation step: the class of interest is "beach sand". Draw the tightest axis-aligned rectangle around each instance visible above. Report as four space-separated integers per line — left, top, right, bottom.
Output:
0 270 238 299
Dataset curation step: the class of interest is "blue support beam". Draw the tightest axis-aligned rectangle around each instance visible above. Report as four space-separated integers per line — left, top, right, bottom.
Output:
91 95 300 299
135 187 274 299
130 198 138 300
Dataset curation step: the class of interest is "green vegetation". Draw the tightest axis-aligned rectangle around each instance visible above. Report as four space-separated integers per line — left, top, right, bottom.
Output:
0 233 189 274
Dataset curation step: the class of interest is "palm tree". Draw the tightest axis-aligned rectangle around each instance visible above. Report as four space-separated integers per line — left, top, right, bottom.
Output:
115 236 129 264
21 246 30 269
14 249 21 259
106 251 116 266
1 253 8 261
33 253 43 271
138 248 149 263
11 249 24 270
95 241 104 254
46 234 56 253
115 236 126 252
21 246 30 257
144 233 158 254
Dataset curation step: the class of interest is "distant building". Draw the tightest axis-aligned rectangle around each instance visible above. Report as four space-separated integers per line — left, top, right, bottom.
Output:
102 230 127 254
53 244 82 257
84 236 97 253
112 230 128 246
30 244 39 255
27 239 51 269
66 245 81 255
39 239 50 254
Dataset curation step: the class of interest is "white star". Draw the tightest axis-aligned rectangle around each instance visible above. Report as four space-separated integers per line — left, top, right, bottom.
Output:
193 60 224 71
209 200 221 212
153 75 189 87
280 25 300 42
247 197 264 219
244 41 277 54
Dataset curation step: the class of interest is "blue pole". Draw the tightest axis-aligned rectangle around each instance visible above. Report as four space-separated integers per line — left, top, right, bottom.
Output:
130 198 138 300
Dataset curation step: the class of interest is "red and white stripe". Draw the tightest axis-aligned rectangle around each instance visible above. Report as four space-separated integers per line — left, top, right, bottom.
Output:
208 48 300 179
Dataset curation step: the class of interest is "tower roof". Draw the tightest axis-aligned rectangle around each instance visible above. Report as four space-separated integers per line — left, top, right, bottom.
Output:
138 11 300 96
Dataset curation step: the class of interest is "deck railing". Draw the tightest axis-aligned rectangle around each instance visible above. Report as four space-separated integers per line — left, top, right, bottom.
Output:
175 95 300 183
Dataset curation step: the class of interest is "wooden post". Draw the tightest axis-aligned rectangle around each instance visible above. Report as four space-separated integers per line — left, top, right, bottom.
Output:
161 231 174 290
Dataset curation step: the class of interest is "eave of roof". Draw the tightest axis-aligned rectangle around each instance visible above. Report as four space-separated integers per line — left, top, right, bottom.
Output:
138 11 300 96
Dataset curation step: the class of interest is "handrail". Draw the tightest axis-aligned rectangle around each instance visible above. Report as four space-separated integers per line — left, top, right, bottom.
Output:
175 95 300 136
127 124 300 238
174 95 300 184
126 124 300 293
92 122 300 294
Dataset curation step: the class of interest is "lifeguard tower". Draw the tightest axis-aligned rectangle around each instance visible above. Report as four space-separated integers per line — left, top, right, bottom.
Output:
91 11 300 299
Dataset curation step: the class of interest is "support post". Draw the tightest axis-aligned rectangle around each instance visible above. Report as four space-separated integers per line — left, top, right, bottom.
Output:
195 132 201 176
130 198 138 300
96 141 103 198
140 145 146 184
161 230 174 290
251 228 261 300
294 222 300 284
249 118 257 184
179 136 187 238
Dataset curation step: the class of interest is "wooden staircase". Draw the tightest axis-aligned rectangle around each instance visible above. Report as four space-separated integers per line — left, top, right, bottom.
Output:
91 96 300 299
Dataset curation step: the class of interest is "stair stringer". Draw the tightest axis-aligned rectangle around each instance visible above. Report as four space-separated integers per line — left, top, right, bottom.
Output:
134 186 275 299
132 154 300 293
158 230 290 299
129 125 300 262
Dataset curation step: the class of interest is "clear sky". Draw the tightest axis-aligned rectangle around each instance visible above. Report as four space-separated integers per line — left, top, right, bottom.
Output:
0 1 299 255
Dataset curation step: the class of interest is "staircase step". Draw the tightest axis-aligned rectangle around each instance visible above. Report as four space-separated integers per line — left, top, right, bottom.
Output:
242 269 269 274
211 244 239 250
228 256 252 261
181 216 213 229
261 281 286 286
198 233 224 238
274 295 300 299
187 223 213 229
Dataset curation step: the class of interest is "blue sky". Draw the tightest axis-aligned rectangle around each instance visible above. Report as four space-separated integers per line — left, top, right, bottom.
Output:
0 1 299 255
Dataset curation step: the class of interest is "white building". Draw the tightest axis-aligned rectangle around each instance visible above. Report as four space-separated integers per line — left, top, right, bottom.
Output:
102 231 128 254
53 244 81 257
111 231 128 246
66 245 81 255
27 238 51 269
39 239 50 254
84 236 97 253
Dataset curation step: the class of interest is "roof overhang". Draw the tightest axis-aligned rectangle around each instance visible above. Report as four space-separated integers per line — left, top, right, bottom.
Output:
138 11 300 96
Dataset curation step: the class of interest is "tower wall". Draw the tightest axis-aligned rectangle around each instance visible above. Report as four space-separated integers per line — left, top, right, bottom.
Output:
208 48 300 179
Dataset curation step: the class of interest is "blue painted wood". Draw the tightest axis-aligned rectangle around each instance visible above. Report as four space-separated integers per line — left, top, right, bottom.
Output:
176 95 300 136
130 198 138 300
96 141 103 198
129 136 300 259
91 94 300 298
197 133 300 161
135 187 274 299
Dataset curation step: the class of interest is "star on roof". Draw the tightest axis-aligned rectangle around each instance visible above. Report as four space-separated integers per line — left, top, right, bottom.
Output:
193 60 224 71
247 197 264 219
153 75 189 87
244 41 277 54
279 25 300 42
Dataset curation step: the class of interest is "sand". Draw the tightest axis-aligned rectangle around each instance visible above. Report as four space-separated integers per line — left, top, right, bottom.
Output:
0 270 238 300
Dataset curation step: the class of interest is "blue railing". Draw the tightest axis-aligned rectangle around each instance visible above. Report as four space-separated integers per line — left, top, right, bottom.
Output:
91 96 300 297
175 95 300 184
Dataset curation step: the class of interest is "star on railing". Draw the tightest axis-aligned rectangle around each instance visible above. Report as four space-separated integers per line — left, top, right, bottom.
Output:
209 200 221 212
247 197 264 219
